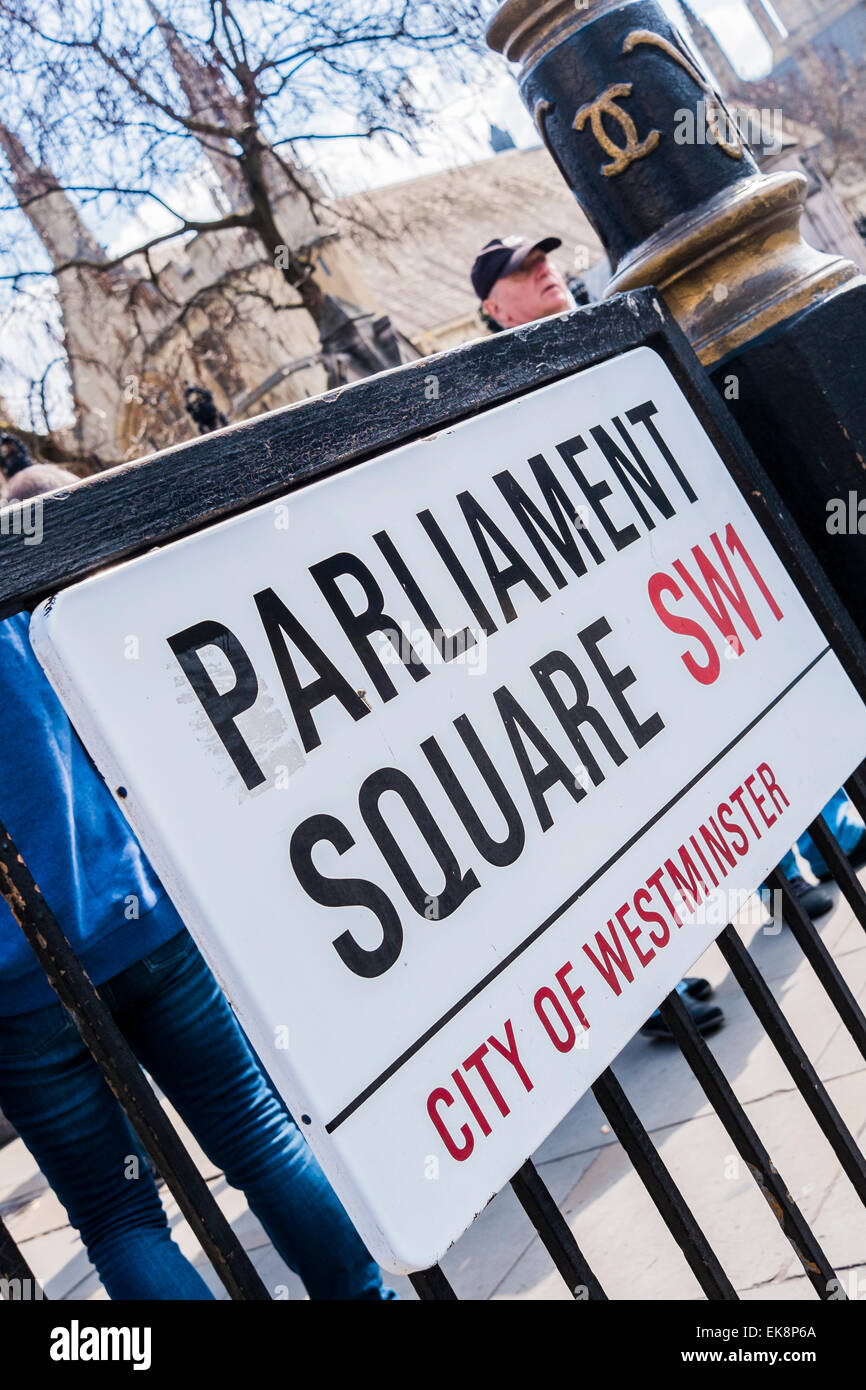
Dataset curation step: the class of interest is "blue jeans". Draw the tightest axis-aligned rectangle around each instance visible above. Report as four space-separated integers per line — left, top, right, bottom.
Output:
780 789 865 881
0 929 394 1301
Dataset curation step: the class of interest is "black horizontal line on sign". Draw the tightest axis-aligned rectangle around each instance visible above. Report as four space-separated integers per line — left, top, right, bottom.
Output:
325 645 832 1134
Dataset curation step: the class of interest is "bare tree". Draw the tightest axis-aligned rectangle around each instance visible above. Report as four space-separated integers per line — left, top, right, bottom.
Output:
0 0 492 462
737 45 866 184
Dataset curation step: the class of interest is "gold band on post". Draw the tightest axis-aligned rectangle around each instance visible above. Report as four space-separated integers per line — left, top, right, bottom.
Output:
487 0 624 69
607 172 861 365
487 1 862 364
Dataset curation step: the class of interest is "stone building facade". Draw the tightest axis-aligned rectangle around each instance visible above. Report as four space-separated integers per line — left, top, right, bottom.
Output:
683 0 866 226
0 6 385 466
4 0 863 469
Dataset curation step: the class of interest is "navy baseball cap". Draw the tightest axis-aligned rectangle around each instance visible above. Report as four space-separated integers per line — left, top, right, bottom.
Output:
470 235 562 300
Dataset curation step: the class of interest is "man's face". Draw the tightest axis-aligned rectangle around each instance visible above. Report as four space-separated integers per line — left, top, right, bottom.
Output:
483 249 574 328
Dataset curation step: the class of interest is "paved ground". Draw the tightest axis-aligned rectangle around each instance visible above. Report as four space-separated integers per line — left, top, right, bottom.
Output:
2 884 865 1302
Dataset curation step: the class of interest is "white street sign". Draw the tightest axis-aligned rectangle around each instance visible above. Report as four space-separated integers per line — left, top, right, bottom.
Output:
32 346 866 1272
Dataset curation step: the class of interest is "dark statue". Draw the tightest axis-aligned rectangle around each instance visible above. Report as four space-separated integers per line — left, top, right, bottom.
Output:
0 432 32 480
184 386 228 435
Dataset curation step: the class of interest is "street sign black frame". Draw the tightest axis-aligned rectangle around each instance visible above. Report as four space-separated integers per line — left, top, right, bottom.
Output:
2 286 866 1302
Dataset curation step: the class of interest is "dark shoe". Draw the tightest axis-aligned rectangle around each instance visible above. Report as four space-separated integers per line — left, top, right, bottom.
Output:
681 975 712 1001
787 873 833 919
640 984 724 1040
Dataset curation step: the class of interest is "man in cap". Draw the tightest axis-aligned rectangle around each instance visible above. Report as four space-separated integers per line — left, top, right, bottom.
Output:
471 236 577 331
470 233 726 1040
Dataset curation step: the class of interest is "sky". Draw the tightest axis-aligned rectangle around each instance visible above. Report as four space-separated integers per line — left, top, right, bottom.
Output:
108 0 779 254
306 0 779 196
0 0 780 430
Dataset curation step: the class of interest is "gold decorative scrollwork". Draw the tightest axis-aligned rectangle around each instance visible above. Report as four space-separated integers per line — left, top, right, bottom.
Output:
621 29 744 159
572 27 744 178
534 98 578 187
573 83 661 178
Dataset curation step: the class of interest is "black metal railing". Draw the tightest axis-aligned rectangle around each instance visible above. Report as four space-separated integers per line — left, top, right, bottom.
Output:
407 777 866 1300
1 291 865 1302
5 800 866 1302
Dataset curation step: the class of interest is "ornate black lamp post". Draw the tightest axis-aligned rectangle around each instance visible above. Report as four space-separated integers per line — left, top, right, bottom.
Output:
487 0 866 634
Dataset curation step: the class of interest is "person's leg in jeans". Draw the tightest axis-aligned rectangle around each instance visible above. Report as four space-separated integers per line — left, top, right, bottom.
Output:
793 789 866 880
0 995 213 1300
109 931 393 1300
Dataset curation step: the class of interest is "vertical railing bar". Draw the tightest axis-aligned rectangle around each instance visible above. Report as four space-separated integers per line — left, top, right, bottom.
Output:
843 768 866 828
806 814 866 936
509 1158 607 1300
591 1067 737 1300
409 1264 458 1300
0 819 271 1302
717 924 866 1207
0 1214 44 1296
658 989 844 1300
766 866 866 1063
